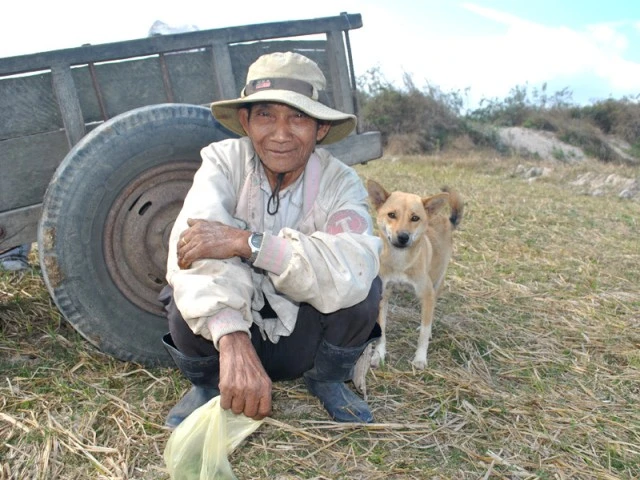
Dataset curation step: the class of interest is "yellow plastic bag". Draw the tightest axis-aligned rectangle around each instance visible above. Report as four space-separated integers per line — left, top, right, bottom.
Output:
164 396 264 480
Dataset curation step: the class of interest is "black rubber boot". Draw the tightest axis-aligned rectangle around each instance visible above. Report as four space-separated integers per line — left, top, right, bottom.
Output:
162 333 220 429
304 339 375 423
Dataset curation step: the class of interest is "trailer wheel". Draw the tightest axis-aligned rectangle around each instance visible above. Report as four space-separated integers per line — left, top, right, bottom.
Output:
38 104 237 367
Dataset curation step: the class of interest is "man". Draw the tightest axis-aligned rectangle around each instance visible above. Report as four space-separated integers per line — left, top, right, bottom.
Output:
160 51 382 429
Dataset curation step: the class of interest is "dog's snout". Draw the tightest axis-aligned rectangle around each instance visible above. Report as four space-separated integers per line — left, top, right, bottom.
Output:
391 231 411 248
397 232 410 246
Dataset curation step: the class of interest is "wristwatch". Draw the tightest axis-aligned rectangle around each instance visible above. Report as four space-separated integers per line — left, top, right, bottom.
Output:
247 232 264 264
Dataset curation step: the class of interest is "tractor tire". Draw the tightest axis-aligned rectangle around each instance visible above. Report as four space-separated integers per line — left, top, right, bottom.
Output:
38 103 237 367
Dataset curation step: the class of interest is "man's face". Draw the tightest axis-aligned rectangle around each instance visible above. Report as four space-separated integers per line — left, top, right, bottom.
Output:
238 102 331 186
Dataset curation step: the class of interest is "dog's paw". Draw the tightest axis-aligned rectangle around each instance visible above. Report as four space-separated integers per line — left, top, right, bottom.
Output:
411 357 427 370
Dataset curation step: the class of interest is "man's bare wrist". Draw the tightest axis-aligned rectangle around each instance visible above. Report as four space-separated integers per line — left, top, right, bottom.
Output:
219 331 251 349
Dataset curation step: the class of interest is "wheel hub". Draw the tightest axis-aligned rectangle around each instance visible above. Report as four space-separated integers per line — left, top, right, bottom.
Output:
104 162 198 315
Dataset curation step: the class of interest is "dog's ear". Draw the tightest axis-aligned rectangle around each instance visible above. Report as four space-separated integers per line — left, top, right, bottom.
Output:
423 192 449 216
367 179 390 209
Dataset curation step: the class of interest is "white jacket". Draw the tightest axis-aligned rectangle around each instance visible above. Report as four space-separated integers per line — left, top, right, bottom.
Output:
166 137 381 348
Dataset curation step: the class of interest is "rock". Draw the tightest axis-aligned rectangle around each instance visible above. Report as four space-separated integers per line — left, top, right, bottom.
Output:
499 127 585 163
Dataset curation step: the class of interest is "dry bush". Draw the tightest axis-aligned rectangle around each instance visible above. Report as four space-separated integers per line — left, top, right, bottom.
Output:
361 77 640 163
580 98 640 146
358 72 463 155
384 133 424 156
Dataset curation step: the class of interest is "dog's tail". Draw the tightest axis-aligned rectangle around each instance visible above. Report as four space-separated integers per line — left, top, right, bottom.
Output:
441 186 464 229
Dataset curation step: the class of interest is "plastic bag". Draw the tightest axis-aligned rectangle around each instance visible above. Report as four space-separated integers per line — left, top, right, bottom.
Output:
164 396 264 480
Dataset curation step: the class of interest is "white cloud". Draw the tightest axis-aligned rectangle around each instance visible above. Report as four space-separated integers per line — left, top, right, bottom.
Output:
587 23 629 51
372 3 640 107
462 3 531 28
2 1 638 107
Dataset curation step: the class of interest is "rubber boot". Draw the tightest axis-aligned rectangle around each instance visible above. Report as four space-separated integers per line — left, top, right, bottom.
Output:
304 339 376 423
162 333 220 429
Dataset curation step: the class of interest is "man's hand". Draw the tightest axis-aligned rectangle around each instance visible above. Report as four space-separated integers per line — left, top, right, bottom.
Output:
218 332 272 420
178 218 251 269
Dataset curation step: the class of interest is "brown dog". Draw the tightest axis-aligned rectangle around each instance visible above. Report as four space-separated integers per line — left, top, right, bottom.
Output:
367 179 463 369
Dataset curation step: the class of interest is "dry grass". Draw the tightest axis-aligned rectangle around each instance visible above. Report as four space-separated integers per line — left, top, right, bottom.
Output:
1 151 639 479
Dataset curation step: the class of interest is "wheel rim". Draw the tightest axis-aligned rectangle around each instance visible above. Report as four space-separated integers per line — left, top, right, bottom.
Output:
104 161 197 315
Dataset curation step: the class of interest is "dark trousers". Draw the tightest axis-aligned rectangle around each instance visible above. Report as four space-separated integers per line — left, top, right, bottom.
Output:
159 276 381 382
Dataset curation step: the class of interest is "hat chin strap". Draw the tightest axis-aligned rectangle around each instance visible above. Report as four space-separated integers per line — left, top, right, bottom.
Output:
267 173 286 215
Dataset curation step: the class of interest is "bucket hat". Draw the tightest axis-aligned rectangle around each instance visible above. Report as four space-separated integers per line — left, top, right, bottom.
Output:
210 51 356 145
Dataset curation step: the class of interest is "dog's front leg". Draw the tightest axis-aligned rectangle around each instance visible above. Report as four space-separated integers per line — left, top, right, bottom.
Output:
371 284 391 368
412 286 436 370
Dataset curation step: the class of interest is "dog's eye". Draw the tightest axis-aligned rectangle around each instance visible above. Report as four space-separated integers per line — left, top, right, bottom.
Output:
411 215 420 222
388 212 396 219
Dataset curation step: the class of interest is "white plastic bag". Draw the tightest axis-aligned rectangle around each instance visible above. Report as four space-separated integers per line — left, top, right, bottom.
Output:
164 396 264 480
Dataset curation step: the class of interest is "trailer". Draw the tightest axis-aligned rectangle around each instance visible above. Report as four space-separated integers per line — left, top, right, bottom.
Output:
0 12 382 366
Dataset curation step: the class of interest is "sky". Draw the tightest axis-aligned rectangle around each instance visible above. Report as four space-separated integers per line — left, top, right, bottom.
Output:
2 0 639 110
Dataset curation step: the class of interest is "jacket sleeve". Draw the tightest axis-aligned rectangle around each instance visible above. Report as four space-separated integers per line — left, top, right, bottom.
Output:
253 160 381 313
166 140 254 348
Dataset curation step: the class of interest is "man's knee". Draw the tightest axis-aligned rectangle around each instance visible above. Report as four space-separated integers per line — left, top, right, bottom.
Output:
159 285 183 329
158 284 217 357
350 276 382 327
322 276 382 346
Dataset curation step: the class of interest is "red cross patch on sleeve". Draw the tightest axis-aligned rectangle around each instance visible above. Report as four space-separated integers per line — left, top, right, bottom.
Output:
326 210 369 234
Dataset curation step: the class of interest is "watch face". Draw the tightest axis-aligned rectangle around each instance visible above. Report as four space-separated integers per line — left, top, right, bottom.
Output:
251 233 263 249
